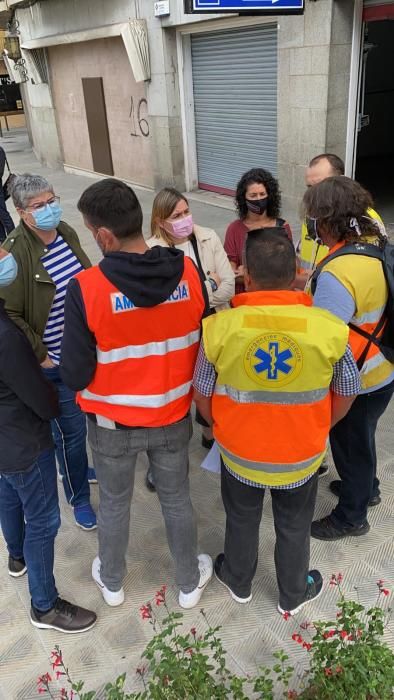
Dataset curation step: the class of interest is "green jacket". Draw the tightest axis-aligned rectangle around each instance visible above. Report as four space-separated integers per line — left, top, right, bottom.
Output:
0 220 91 361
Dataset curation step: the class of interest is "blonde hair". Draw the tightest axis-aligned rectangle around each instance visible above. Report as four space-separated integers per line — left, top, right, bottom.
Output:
150 187 189 245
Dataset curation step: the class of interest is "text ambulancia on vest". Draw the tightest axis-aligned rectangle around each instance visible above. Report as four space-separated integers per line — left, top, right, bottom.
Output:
111 281 191 313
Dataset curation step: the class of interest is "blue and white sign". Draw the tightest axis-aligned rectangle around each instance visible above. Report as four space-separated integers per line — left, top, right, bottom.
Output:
189 0 304 12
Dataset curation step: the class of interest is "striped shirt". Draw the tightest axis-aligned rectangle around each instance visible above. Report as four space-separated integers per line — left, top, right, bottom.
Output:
41 234 84 365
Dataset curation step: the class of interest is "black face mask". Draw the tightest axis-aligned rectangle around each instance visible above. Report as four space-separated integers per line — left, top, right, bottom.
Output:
305 216 321 241
246 197 268 215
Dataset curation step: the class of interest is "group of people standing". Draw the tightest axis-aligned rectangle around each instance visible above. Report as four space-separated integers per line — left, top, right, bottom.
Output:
0 152 392 635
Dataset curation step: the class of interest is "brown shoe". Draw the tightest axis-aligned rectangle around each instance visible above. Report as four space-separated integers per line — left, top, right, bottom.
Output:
30 597 97 634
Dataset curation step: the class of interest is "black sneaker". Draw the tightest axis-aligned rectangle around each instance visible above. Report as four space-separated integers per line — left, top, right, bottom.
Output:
329 480 381 507
8 555 27 578
318 465 329 478
30 597 97 634
278 570 323 616
214 553 252 603
311 514 370 540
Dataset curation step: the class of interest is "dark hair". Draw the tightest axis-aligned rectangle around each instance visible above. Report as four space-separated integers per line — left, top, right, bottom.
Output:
302 176 385 244
78 178 143 240
308 153 345 176
235 168 281 220
245 228 295 289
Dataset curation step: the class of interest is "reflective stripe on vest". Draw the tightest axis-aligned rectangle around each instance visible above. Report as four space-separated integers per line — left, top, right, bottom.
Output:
214 383 329 405
75 258 205 428
203 290 349 487
97 329 201 364
81 380 192 408
218 442 325 473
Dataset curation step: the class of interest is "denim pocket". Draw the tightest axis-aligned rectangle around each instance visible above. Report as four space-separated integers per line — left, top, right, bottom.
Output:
88 420 128 458
164 414 193 452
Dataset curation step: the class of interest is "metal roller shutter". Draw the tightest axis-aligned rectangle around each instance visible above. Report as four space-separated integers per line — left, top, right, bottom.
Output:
191 24 277 194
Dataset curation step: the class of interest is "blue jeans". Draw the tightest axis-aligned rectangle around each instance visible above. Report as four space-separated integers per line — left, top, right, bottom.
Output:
0 449 60 611
42 366 90 508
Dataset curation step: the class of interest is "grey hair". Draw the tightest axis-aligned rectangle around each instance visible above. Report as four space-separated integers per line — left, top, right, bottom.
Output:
10 173 54 210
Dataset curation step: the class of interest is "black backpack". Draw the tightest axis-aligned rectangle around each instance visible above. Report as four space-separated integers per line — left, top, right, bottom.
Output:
311 241 394 368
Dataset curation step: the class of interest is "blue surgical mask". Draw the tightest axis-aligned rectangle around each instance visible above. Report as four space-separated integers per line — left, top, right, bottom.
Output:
0 253 18 286
32 201 63 231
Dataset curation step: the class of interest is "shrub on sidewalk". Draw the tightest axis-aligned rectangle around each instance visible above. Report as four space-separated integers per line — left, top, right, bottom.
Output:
37 576 393 700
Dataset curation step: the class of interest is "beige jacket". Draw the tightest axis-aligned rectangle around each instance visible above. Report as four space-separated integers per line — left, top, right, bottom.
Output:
146 224 235 311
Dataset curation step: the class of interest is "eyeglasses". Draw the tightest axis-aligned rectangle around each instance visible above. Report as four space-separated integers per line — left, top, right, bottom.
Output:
24 196 60 214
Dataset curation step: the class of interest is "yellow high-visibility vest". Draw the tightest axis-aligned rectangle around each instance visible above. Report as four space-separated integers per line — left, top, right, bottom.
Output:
203 290 348 486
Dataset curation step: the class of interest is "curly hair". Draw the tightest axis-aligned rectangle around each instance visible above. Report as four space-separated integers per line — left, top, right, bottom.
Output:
302 176 385 246
235 168 282 220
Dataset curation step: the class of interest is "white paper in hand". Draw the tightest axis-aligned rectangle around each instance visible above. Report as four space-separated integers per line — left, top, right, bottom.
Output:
201 441 221 474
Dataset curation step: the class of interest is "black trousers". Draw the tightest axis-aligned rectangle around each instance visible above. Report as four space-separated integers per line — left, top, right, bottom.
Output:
330 378 394 527
220 462 318 610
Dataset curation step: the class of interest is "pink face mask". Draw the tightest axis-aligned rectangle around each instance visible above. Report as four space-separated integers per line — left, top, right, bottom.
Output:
165 214 194 240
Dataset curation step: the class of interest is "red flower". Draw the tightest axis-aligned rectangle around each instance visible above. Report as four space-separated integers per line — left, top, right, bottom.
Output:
155 585 167 606
56 671 65 680
287 692 298 699
340 630 348 640
38 690 47 696
185 647 193 656
190 627 197 637
303 642 312 651
324 667 333 676
335 666 343 674
382 589 390 596
323 629 336 639
330 573 343 586
377 579 385 587
282 611 291 621
291 633 304 644
337 573 343 584
140 604 152 620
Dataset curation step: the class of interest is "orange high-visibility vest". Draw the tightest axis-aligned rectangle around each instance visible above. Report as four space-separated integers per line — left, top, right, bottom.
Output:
76 257 205 427
203 291 349 486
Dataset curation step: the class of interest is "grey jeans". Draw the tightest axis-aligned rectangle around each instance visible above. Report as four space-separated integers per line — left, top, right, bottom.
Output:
87 414 199 593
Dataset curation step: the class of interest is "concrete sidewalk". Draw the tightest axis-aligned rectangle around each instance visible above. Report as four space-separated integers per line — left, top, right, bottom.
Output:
0 130 393 699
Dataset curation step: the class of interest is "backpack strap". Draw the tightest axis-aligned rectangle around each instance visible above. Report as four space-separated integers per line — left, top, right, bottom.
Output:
310 243 384 294
310 242 387 370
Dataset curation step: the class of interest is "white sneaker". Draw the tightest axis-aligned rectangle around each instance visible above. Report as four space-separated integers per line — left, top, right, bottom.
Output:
179 554 213 609
92 556 124 607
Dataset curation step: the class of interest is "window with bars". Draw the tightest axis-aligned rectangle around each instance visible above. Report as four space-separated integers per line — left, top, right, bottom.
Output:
29 48 48 83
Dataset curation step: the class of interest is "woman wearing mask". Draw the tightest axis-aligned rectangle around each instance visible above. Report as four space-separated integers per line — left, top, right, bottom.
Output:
224 168 292 293
147 187 234 476
0 174 96 531
303 176 394 541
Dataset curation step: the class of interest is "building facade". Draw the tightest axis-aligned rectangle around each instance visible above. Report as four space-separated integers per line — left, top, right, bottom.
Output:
5 0 394 224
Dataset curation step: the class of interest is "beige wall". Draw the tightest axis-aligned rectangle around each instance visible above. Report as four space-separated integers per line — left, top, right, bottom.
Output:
48 37 154 188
